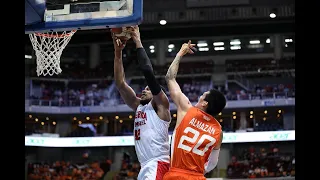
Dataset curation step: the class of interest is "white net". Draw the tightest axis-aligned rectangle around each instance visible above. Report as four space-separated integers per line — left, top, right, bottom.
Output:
29 30 76 76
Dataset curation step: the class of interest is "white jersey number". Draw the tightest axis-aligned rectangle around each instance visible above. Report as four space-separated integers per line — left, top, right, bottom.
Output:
177 127 216 156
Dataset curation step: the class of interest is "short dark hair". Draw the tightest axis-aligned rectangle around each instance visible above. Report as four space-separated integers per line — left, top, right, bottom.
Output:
204 89 226 117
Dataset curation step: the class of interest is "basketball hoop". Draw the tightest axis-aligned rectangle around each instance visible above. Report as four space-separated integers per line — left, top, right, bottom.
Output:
29 30 76 76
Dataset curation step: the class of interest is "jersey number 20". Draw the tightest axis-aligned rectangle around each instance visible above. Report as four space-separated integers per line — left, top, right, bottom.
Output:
177 127 216 156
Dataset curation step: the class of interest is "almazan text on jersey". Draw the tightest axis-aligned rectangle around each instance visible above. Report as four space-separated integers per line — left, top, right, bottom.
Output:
189 118 216 135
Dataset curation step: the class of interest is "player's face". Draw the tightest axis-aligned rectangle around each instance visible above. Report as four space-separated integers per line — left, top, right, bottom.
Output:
140 86 153 105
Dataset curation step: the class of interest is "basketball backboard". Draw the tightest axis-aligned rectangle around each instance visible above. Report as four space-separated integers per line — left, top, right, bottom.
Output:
25 0 143 34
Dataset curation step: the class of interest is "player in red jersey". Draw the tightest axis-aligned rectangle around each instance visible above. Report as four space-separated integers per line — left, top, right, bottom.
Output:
112 26 171 180
163 41 226 180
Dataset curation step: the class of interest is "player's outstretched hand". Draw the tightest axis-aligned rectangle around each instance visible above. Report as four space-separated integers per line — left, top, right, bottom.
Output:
111 32 126 52
128 25 141 44
177 40 196 57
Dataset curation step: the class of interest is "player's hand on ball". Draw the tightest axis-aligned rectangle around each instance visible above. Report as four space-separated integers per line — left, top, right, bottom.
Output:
112 33 126 51
128 25 141 44
178 40 196 56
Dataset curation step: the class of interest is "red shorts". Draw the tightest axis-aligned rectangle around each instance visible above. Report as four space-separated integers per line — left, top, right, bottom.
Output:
163 167 206 180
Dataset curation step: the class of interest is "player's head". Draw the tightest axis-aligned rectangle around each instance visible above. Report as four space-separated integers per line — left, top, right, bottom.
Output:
140 85 166 105
195 89 226 117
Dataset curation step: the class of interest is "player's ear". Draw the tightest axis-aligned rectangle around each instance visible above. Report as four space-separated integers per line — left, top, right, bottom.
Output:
201 100 208 107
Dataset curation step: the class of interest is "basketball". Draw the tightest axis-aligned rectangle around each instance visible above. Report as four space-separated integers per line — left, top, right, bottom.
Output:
111 27 131 41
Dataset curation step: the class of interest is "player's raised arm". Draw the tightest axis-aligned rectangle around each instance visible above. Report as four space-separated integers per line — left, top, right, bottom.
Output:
129 26 170 121
112 34 140 111
165 41 196 111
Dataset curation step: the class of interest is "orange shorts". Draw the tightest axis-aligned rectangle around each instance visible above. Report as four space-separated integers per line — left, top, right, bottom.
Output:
163 167 206 180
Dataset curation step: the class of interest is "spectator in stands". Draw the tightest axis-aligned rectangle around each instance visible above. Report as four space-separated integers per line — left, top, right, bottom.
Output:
227 145 295 179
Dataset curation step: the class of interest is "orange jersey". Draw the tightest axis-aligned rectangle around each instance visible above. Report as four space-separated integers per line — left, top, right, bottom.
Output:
170 107 222 174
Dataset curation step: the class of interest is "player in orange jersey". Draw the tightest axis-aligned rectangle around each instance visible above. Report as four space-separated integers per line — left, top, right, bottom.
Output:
163 41 226 180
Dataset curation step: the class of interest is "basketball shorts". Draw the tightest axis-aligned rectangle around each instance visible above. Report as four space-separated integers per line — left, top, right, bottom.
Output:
163 167 206 180
137 160 170 180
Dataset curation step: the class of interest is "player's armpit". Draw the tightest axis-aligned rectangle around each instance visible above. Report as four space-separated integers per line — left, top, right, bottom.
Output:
116 82 141 111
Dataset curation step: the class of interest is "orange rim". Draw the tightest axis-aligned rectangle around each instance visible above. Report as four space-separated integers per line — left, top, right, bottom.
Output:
34 30 77 38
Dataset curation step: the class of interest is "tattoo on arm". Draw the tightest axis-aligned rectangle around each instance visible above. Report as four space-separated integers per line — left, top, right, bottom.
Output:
165 55 182 80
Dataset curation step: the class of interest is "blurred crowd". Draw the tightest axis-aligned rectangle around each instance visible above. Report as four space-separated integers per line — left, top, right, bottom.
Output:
227 146 295 179
29 79 295 107
113 153 140 180
27 57 295 107
27 160 107 180
26 152 140 180
26 144 295 180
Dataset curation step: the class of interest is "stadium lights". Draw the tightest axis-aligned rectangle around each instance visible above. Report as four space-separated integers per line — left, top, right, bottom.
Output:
99 116 103 120
230 39 241 45
79 121 82 124
250 111 253 114
232 112 236 115
285 39 293 43
73 117 77 120
197 41 208 47
159 20 167 25
149 45 155 49
269 13 276 18
266 38 271 43
233 116 236 119
230 45 241 50
119 120 123 123
218 112 222 116
41 122 44 125
29 115 32 118
219 119 223 122
199 47 209 51
46 117 49 120
35 118 38 122
264 110 267 114
52 121 56 125
213 42 224 46
25 55 32 59
214 47 225 51
150 49 155 53
249 40 260 44
168 44 174 52
250 115 253 119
